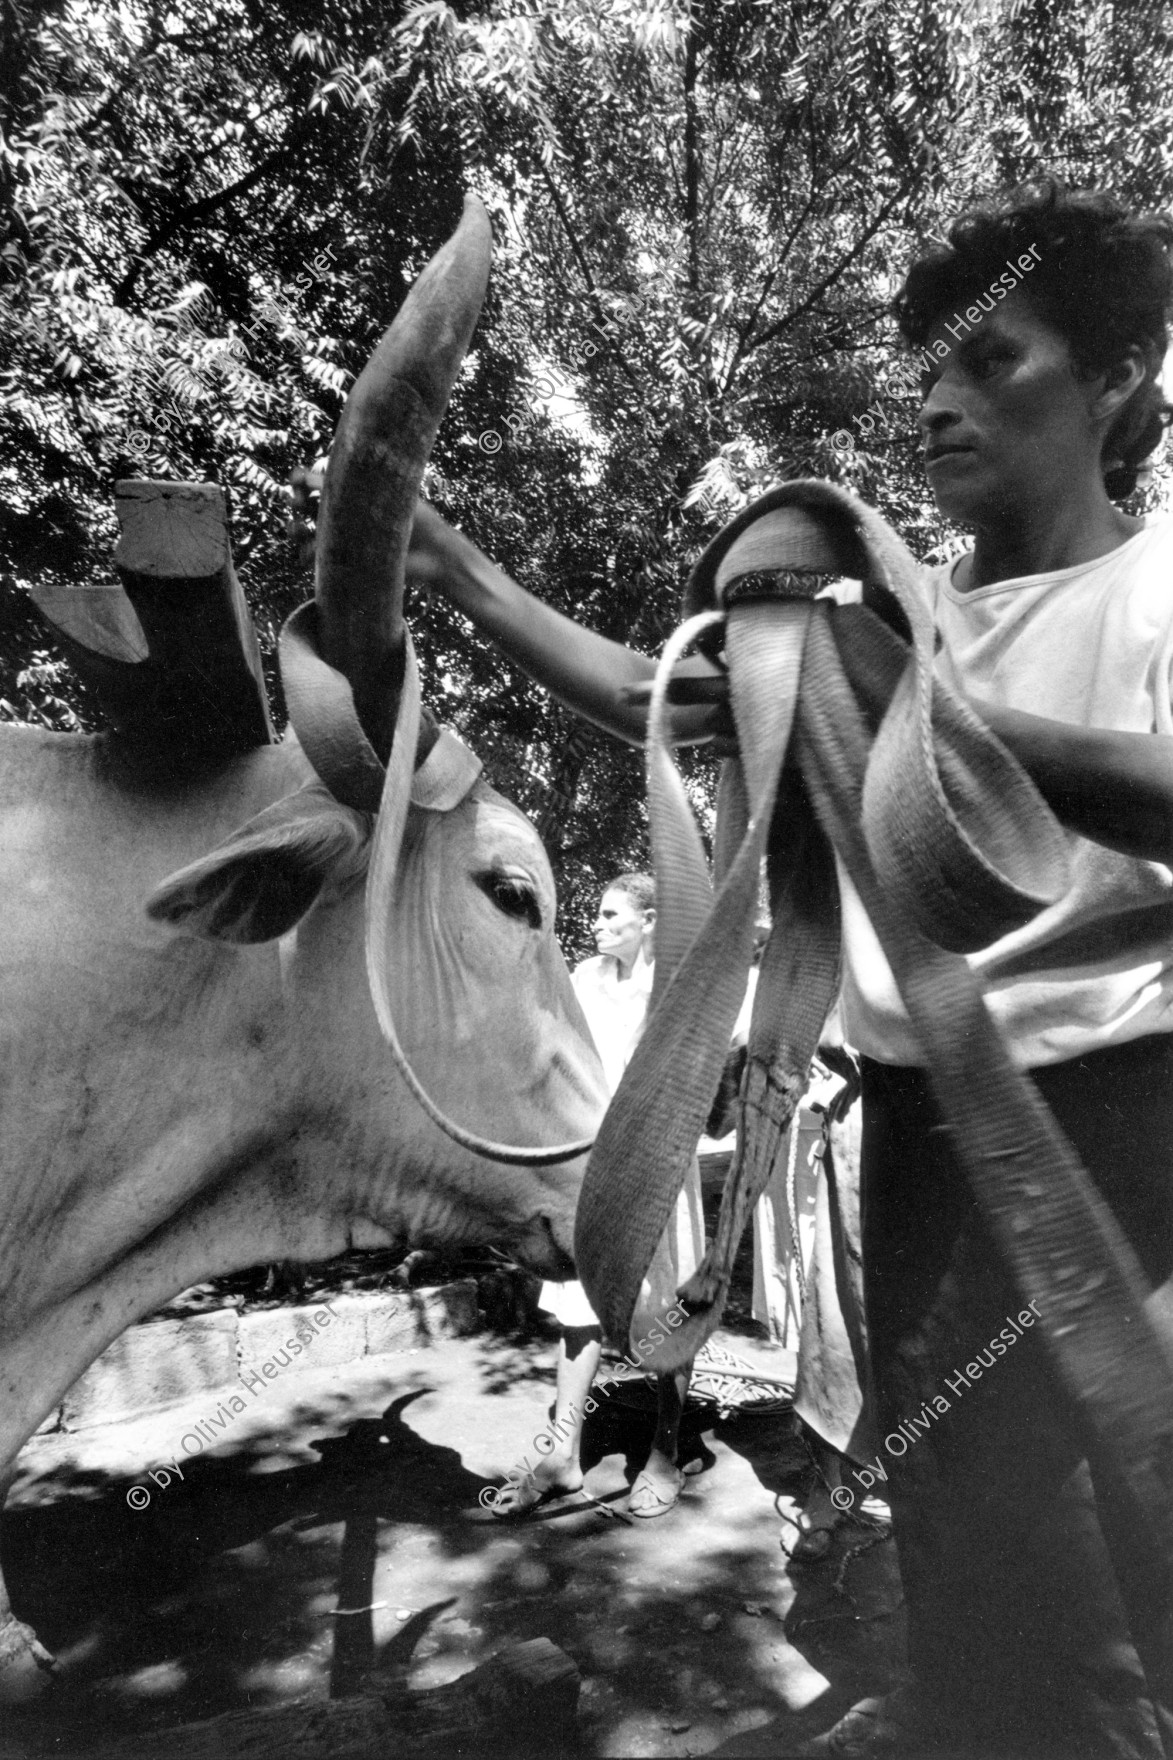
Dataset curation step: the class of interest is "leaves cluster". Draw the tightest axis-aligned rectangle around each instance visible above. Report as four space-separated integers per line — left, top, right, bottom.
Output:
3 0 1173 952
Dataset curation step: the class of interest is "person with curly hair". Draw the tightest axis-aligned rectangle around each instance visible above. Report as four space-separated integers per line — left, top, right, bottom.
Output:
408 179 1173 1756
802 180 1173 1759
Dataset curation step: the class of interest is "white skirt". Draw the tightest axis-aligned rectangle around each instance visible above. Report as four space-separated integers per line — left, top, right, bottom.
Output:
539 1156 706 1340
536 1276 601 1328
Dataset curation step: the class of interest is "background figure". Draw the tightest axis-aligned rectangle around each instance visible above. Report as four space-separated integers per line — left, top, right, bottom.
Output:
704 939 813 1349
749 1099 821 1351
706 951 879 1560
747 1015 881 1559
493 872 706 1519
789 1080 883 1556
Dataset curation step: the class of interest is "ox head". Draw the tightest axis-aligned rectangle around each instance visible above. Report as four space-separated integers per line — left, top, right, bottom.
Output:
144 199 607 1276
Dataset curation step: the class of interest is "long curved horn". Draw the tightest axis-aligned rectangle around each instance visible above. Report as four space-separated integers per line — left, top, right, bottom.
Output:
315 195 492 761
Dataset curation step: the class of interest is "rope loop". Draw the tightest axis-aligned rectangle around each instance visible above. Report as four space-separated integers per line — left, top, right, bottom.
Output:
279 598 596 1168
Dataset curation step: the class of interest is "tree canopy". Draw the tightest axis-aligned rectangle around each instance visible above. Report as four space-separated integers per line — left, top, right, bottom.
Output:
3 0 1172 952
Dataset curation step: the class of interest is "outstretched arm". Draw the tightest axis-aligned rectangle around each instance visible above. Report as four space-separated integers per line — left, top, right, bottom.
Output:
407 502 725 747
406 506 1173 865
648 647 1173 864
974 701 1173 867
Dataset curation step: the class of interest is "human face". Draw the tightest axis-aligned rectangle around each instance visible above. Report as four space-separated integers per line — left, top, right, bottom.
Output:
594 887 649 972
917 287 1110 530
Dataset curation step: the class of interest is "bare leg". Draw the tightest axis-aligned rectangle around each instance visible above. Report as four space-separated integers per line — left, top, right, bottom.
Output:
490 1325 601 1515
546 1324 603 1484
792 1426 846 1561
628 1365 692 1517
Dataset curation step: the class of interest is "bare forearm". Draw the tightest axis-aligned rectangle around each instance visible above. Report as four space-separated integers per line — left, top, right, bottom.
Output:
425 522 719 746
974 700 1173 864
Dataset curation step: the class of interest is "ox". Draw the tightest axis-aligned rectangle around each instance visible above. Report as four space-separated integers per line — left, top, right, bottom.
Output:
0 198 607 1697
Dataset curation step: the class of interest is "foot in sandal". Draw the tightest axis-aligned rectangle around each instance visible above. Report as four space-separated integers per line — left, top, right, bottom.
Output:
485 1452 584 1517
789 1478 844 1562
799 1685 970 1756
627 1448 687 1517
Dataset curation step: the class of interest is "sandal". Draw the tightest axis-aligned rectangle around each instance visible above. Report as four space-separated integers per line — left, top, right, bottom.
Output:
790 1518 838 1562
800 1689 967 1756
483 1473 583 1518
788 1478 857 1563
627 1465 686 1518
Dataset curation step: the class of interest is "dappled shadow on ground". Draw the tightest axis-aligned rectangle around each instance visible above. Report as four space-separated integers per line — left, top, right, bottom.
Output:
5 1343 904 1757
470 1329 563 1399
712 1408 904 1709
416 1399 898 1757
4 1381 494 1750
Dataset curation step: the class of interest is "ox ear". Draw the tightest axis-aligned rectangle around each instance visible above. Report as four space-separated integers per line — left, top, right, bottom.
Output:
146 782 370 944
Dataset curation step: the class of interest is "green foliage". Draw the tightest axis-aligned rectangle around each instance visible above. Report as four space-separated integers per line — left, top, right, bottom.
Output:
0 0 475 714
3 0 1173 944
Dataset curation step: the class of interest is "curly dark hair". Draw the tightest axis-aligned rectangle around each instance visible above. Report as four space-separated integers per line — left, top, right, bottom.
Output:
894 180 1173 500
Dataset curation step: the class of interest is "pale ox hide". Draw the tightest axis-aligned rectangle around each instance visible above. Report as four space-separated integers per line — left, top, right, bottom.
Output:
0 196 607 1697
0 719 604 1694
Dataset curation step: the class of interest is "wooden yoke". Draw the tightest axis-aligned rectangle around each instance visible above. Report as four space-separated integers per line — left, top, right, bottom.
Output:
29 481 273 771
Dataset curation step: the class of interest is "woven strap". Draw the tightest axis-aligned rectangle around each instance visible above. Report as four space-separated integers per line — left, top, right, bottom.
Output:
279 600 595 1167
575 480 1173 1597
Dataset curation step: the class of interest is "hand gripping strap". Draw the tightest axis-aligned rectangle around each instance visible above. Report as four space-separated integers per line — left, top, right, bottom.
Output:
279 599 593 1168
576 480 1173 1597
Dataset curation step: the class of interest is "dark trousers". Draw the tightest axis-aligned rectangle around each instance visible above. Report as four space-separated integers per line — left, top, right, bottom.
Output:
861 1035 1173 1758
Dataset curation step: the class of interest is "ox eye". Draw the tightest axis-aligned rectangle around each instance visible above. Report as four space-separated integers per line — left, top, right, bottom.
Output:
476 869 542 930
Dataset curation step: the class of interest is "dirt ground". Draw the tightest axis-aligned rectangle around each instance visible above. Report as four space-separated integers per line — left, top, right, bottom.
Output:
4 1306 906 1759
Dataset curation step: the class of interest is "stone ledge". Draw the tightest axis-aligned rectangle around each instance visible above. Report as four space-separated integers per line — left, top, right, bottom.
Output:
39 1282 480 1436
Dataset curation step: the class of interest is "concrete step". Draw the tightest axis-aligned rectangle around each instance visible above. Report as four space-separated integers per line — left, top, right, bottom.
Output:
35 1282 480 1437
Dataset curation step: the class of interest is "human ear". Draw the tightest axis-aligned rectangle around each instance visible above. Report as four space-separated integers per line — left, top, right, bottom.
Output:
1090 347 1147 424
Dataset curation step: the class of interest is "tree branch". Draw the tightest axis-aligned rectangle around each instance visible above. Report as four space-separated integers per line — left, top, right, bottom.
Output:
720 175 818 395
662 134 685 209
537 160 598 303
719 96 852 395
114 112 315 307
700 109 748 233
683 20 700 302
81 4 171 136
733 178 911 365
536 160 639 387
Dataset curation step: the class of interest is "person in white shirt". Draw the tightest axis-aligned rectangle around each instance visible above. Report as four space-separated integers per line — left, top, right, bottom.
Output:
407 177 1173 1757
490 872 707 1519
801 183 1173 1760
